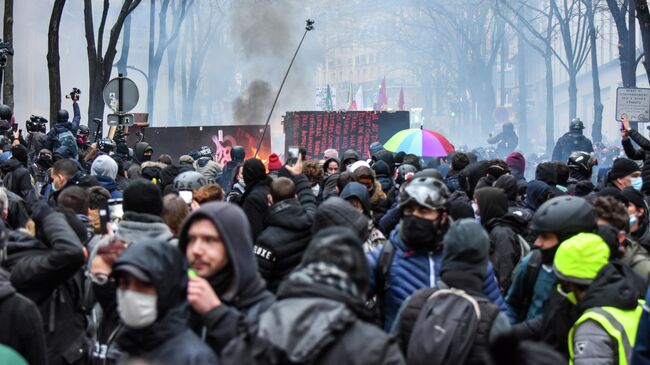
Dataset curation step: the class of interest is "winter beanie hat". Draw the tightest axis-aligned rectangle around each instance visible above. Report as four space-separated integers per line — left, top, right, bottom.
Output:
123 178 163 216
609 158 640 180
505 152 526 176
267 153 282 172
10 144 28 165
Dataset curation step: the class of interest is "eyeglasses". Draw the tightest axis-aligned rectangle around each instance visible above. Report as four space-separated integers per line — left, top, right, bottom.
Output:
90 273 111 286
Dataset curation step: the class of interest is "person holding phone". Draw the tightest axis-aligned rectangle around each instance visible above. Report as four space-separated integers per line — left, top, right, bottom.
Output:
621 113 650 195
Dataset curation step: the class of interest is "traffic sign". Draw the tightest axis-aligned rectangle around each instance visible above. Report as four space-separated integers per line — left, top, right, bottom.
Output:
107 113 135 126
615 87 650 122
103 76 139 113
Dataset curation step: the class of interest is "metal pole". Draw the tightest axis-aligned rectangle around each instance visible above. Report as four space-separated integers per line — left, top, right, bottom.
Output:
255 20 314 158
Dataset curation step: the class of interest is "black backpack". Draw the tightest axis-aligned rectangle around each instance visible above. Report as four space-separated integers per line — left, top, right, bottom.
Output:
406 287 499 365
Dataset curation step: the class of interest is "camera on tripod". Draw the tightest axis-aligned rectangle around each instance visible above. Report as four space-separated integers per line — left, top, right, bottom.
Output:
65 88 81 101
26 115 48 133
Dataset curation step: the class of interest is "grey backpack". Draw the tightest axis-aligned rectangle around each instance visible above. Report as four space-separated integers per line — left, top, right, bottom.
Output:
406 288 483 365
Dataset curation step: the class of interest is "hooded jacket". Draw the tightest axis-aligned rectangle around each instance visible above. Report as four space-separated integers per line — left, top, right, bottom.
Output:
178 202 275 354
571 263 645 364
524 180 552 212
222 228 406 365
3 204 88 365
255 174 317 292
241 159 272 239
373 160 394 194
1 158 35 203
340 182 387 252
340 149 360 171
0 269 47 365
95 175 123 199
475 187 527 292
367 228 513 331
114 212 175 245
312 197 370 242
114 240 218 364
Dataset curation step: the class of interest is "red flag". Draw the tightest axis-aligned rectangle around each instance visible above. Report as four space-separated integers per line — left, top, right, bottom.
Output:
398 87 404 110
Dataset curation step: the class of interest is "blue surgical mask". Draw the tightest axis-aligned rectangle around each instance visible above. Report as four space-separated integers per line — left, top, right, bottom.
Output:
631 177 643 191
630 214 639 228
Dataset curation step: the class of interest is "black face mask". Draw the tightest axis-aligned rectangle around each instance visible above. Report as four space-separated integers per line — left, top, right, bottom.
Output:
37 155 53 168
541 244 560 265
92 281 117 311
400 215 443 252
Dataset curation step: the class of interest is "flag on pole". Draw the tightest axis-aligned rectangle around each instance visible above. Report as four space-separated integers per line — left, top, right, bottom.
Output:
325 84 334 111
375 77 387 111
398 87 405 110
354 86 364 110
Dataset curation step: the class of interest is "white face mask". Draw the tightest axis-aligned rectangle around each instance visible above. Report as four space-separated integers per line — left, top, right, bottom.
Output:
117 288 158 329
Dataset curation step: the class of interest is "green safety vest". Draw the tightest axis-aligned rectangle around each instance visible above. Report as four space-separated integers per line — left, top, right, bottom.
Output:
568 301 644 365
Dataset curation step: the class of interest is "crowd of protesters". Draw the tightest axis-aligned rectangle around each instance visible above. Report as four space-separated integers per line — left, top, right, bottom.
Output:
2 99 650 365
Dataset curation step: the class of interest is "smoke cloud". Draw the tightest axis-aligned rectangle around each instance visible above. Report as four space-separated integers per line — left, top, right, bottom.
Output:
232 79 273 125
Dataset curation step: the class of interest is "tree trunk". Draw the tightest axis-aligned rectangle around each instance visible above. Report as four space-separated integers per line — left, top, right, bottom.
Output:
545 54 555 154
167 39 178 122
84 0 142 132
116 13 132 76
636 0 650 84
146 65 160 123
47 0 66 127
517 36 528 149
2 0 14 109
568 69 577 120
587 0 603 143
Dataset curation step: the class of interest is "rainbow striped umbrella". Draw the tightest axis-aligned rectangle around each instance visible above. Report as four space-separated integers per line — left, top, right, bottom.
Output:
383 128 455 157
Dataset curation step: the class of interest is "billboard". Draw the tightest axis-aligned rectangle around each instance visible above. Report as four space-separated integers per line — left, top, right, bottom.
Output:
283 111 409 159
127 125 272 164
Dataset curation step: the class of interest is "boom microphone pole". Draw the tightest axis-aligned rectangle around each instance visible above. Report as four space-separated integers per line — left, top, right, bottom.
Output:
254 19 315 158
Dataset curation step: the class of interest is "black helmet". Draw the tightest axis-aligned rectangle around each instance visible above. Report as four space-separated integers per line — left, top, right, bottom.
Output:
399 177 449 211
198 145 213 159
57 109 69 123
570 118 585 130
395 163 418 185
529 196 596 239
0 105 12 121
77 125 90 136
567 151 597 175
173 171 208 191
231 145 246 162
98 138 116 153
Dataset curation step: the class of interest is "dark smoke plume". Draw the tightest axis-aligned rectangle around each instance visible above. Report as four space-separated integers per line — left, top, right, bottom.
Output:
232 80 273 125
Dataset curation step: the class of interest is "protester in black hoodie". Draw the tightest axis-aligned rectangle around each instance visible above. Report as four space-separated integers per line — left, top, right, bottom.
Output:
126 141 153 178
255 158 317 292
3 200 88 365
113 239 218 364
1 145 35 203
222 227 406 364
240 158 272 239
178 202 275 354
0 264 47 365
494 174 524 209
474 187 528 292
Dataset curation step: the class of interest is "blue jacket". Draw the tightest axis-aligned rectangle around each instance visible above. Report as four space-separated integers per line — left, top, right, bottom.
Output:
368 228 514 331
96 175 123 200
505 251 557 322
632 287 650 365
